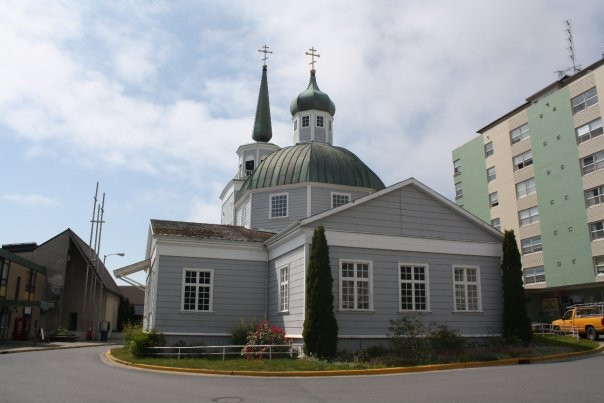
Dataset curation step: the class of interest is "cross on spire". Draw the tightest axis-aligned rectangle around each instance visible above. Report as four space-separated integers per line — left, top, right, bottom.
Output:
305 47 320 71
258 44 273 66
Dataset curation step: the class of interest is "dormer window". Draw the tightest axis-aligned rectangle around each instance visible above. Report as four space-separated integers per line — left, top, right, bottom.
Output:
317 116 324 127
302 116 310 127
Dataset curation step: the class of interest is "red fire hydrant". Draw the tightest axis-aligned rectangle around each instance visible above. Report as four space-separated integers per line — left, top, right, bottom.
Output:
86 325 92 341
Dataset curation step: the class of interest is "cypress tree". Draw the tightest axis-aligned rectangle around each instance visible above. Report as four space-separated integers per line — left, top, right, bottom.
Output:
501 230 532 343
303 225 338 358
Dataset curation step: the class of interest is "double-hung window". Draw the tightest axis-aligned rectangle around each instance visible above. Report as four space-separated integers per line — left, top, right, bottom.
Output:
491 218 501 231
519 206 539 226
521 236 542 255
514 150 533 171
301 115 310 127
510 123 529 144
576 118 603 144
331 192 351 208
181 269 213 312
590 220 604 241
453 159 461 176
489 191 499 208
453 266 481 312
484 142 494 157
278 266 289 312
594 256 604 275
399 264 429 311
270 193 288 218
487 166 496 182
524 266 545 284
571 87 598 114
455 182 463 199
516 178 536 199
585 185 604 207
581 151 604 175
340 260 372 311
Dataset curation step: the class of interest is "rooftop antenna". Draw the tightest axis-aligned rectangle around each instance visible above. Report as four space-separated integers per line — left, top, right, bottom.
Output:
555 19 582 79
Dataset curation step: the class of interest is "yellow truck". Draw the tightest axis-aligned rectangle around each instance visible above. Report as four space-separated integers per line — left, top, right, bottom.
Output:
552 303 604 341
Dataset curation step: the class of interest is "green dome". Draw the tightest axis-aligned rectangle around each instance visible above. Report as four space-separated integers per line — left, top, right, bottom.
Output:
290 70 336 116
238 142 384 195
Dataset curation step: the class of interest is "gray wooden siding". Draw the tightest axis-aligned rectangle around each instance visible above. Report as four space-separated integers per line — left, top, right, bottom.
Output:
315 127 326 142
318 185 500 242
329 246 502 336
267 246 305 336
299 127 311 142
250 187 308 232
153 255 266 335
310 187 371 216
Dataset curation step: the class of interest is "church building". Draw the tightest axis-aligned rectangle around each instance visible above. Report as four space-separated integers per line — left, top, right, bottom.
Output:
141 49 505 349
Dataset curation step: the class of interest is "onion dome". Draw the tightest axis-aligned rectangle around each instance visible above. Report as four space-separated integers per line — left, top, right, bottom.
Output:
290 70 336 116
238 142 384 196
252 65 272 142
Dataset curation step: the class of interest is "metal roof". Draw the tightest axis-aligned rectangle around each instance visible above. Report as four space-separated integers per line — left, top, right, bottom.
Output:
252 65 272 142
238 142 385 195
290 70 336 116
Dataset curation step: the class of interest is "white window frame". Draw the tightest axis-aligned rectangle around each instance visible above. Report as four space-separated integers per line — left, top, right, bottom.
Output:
339 259 373 311
594 256 604 275
581 151 604 175
278 265 289 313
510 123 529 144
484 142 494 158
519 206 539 226
585 185 604 207
453 159 461 176
181 268 214 312
398 263 430 312
576 117 603 144
331 192 351 208
316 115 324 127
521 235 542 255
455 182 463 199
524 266 545 284
489 191 499 208
486 166 496 182
452 265 482 312
491 218 501 231
516 178 536 199
590 220 604 241
269 192 288 218
571 87 598 114
514 150 533 171
301 115 310 127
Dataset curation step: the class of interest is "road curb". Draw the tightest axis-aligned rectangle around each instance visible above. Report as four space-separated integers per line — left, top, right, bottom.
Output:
105 344 603 377
0 343 121 355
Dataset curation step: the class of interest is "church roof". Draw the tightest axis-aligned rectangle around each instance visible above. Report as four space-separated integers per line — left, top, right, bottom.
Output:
150 219 274 242
290 70 336 116
252 65 272 142
238 142 385 195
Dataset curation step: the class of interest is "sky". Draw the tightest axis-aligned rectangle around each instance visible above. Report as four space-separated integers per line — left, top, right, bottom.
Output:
1 0 603 285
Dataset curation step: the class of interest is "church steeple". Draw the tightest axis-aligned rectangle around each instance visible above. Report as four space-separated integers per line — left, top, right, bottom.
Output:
252 45 273 142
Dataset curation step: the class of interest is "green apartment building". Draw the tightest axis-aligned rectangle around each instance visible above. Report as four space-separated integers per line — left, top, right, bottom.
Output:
452 58 604 322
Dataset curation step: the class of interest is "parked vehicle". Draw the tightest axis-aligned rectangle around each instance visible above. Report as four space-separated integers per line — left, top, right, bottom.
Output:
552 303 604 341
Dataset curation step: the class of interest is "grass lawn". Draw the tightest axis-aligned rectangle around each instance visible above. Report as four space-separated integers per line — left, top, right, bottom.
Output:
111 335 600 372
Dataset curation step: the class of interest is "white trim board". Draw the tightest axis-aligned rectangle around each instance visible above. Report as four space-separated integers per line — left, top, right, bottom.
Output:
325 230 502 257
155 237 267 261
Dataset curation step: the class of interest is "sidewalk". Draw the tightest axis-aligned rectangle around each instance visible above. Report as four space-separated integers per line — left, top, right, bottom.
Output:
0 339 123 354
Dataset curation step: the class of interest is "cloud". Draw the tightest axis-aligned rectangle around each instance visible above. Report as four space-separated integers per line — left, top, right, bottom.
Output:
3 193 60 207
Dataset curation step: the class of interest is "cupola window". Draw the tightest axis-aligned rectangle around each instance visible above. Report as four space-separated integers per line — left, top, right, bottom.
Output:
316 116 324 127
294 119 297 130
245 160 254 175
302 116 310 128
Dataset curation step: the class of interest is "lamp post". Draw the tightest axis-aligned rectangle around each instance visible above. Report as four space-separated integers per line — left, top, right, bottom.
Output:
103 252 125 265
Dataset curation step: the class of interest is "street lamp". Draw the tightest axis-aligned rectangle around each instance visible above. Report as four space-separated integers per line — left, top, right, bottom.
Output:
103 252 125 265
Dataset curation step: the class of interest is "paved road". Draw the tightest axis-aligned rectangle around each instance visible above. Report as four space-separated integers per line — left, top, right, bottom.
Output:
1 346 603 403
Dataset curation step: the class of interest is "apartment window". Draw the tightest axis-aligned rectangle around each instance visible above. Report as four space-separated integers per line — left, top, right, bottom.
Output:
301 115 310 127
293 119 297 130
484 142 494 158
181 269 213 312
581 151 604 175
571 87 598 114
514 150 533 171
455 182 463 199
524 266 545 284
340 261 372 311
521 236 542 255
399 264 429 311
453 266 481 312
453 159 461 176
486 166 496 182
576 118 603 144
519 206 539 226
270 193 288 218
510 123 529 144
585 185 604 207
278 266 289 312
25 271 37 293
516 178 536 199
316 115 324 127
491 218 501 231
332 192 351 208
489 191 499 208
594 256 604 275
590 220 604 240
0 258 9 298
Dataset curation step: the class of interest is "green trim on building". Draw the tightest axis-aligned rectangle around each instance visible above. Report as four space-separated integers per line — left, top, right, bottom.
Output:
527 88 593 287
452 135 490 223
0 249 46 274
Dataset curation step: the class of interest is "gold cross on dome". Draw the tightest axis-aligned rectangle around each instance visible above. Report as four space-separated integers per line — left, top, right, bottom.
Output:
305 47 320 70
258 44 273 66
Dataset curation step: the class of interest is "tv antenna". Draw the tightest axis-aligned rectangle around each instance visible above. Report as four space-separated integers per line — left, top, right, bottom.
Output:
555 19 581 79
